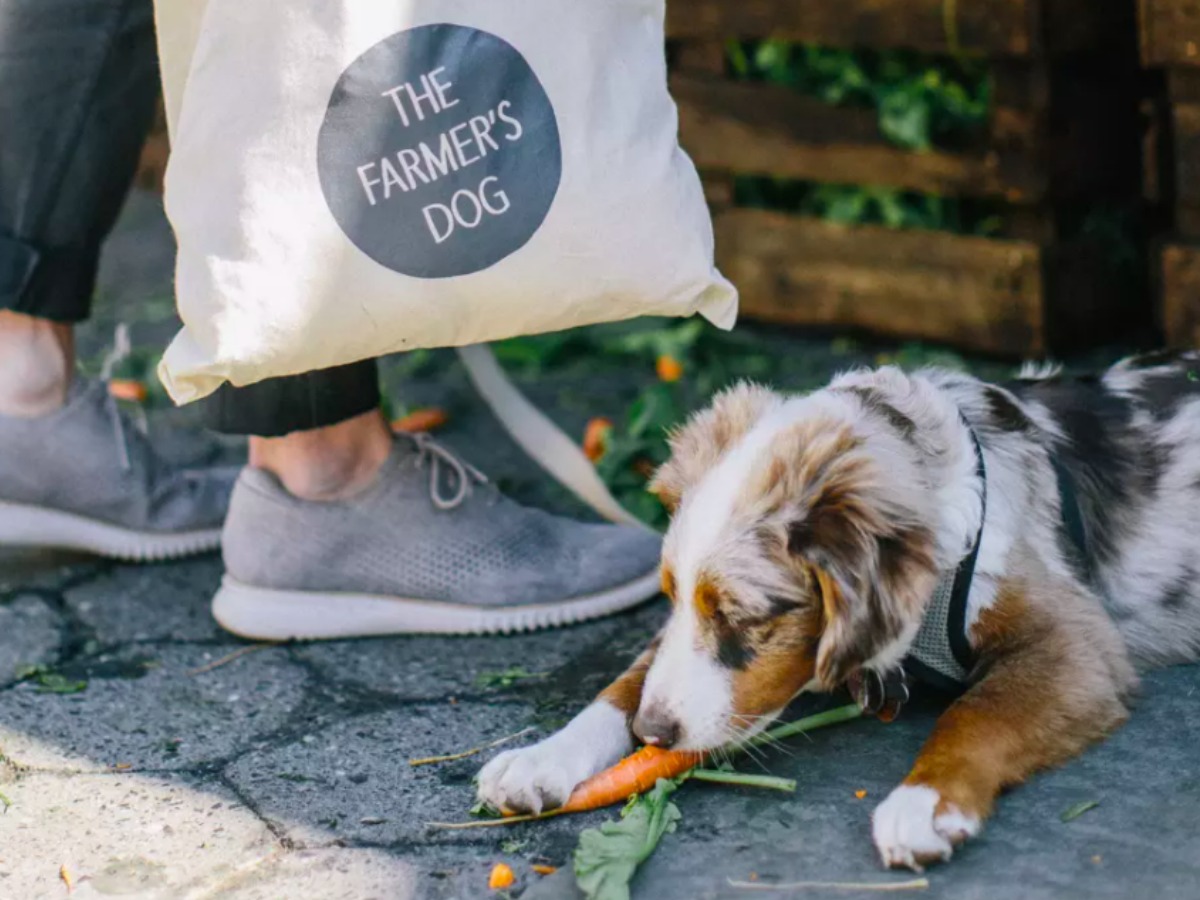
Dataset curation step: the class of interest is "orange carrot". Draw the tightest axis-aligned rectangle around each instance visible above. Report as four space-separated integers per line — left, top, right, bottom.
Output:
531 864 558 876
656 354 684 383
582 417 613 462
391 407 449 433
488 862 515 890
555 745 704 814
108 379 148 403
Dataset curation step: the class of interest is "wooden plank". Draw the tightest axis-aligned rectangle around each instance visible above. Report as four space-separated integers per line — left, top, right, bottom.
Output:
1140 0 1200 66
667 0 1120 58
672 73 1047 201
1172 102 1200 214
713 208 1045 355
1161 242 1200 346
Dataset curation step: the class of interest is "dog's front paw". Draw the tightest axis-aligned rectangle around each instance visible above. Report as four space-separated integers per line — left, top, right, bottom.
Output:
872 784 980 871
476 702 632 815
476 740 587 815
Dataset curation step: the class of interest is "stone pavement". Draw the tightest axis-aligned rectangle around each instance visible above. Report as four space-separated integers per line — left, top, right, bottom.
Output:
1 191 1199 899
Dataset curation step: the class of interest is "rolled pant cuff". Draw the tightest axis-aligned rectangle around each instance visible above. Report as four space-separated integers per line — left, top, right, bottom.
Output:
0 233 99 323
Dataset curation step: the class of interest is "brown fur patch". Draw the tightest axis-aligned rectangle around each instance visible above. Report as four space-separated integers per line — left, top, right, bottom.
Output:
650 382 780 511
661 566 676 604
694 576 720 620
599 642 660 719
901 572 1135 830
729 603 823 727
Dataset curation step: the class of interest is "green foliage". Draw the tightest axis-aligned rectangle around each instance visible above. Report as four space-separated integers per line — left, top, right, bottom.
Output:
574 776 684 900
728 41 990 152
15 664 87 695
474 667 547 689
724 39 998 234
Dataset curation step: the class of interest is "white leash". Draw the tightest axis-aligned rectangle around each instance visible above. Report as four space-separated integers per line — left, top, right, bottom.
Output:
456 344 652 531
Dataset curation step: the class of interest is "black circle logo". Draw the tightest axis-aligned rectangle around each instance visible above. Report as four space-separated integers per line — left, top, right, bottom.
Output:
317 24 562 279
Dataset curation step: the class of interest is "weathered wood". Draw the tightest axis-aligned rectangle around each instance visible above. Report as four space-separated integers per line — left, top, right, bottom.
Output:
1170 102 1200 215
1161 242 1200 346
713 208 1045 355
672 72 1047 201
1140 0 1200 67
667 0 1120 58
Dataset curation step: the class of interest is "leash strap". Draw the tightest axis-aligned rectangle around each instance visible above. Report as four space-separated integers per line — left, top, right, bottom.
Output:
456 344 652 531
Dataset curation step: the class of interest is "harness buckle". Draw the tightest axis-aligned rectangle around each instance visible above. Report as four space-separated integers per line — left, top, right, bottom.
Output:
850 668 910 723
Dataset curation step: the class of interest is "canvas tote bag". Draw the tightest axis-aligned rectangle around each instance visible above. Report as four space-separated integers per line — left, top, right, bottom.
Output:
153 0 738 407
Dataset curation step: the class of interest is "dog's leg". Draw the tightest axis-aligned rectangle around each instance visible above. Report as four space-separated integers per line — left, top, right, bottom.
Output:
476 645 656 814
872 579 1135 871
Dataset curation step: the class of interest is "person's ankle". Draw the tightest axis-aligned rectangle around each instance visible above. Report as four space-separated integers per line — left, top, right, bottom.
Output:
248 409 393 501
0 311 75 417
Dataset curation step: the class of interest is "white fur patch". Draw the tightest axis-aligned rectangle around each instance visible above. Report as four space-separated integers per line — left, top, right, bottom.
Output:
638 602 734 750
475 701 630 815
872 784 979 871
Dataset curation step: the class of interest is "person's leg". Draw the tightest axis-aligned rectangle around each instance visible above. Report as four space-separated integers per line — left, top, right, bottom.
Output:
0 0 159 401
0 0 237 559
200 361 391 500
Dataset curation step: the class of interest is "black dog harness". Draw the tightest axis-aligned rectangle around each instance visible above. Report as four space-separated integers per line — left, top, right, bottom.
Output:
851 416 1087 719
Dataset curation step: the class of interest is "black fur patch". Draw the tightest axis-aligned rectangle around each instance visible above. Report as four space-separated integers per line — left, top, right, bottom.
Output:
1161 574 1193 611
983 386 1033 432
714 616 756 670
841 387 917 441
1009 375 1153 573
1132 369 1200 422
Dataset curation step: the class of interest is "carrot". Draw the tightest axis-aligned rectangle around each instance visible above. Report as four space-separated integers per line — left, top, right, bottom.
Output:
391 407 448 433
531 864 558 876
582 418 613 462
488 862 515 890
108 379 148 403
656 354 684 383
555 745 705 814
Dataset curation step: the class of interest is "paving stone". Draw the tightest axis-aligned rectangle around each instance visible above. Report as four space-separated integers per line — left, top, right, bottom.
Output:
223 700 589 853
0 548 106 594
0 644 308 772
0 594 63 687
293 601 666 712
63 558 228 644
0 771 277 900
212 847 420 900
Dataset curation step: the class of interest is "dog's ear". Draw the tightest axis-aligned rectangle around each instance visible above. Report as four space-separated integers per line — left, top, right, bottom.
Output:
779 429 938 689
649 382 780 512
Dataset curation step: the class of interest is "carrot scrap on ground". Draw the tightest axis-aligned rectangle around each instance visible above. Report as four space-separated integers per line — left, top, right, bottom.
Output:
107 379 148 403
531 864 558 876
391 408 449 433
59 864 74 894
855 790 868 800
488 862 515 890
656 354 684 383
582 418 613 462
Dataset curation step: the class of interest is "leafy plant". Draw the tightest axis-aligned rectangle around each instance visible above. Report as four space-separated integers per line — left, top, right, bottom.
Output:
573 776 685 900
15 664 87 695
474 667 547 690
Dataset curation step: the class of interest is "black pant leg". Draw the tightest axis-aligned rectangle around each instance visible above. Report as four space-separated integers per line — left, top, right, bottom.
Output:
199 359 382 437
0 0 159 322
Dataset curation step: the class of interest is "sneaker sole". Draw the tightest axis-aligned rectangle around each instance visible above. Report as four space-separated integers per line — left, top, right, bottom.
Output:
212 571 662 639
0 500 221 561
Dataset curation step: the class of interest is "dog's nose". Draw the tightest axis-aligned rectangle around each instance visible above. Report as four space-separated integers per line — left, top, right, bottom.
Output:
632 705 681 748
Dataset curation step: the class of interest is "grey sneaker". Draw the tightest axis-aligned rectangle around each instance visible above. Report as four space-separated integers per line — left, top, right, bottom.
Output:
0 378 236 560
214 434 662 639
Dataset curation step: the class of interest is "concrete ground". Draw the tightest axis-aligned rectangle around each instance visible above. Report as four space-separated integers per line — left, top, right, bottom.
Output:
1 192 1198 899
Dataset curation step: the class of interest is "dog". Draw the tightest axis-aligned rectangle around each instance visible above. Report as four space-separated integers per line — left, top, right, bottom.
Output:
478 351 1200 870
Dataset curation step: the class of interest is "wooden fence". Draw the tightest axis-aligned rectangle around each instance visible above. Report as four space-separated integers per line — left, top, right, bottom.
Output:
1141 0 1200 347
668 0 1143 356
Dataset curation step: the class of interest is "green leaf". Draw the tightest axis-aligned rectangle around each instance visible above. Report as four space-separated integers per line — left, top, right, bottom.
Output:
1061 800 1100 822
878 90 933 151
574 777 684 900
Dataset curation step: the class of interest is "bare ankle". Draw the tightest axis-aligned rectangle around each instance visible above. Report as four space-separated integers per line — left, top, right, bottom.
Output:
248 409 392 501
0 311 75 417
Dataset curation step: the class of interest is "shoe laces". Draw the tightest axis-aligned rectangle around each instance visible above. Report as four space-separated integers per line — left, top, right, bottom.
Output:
407 432 488 510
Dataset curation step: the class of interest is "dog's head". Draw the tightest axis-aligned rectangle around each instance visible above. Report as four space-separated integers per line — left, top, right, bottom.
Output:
634 382 939 751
